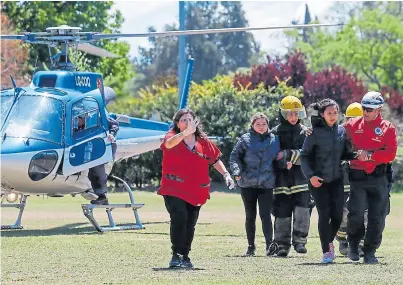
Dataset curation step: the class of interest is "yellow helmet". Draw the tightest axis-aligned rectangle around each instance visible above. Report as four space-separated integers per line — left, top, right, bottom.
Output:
345 102 363 118
280 96 306 120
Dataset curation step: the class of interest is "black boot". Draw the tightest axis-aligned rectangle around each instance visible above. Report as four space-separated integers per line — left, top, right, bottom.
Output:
348 242 360 262
277 245 290 257
363 252 378 265
90 194 109 205
294 244 307 254
245 244 256 257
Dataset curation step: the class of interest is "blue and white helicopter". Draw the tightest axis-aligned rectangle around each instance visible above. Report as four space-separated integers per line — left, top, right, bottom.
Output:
1 23 338 232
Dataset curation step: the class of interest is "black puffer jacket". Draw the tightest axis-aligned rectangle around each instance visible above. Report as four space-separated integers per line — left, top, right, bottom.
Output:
271 118 309 193
229 129 280 189
300 117 356 183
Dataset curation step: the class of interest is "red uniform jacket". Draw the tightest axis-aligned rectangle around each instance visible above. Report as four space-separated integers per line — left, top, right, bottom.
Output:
344 115 397 174
158 130 222 206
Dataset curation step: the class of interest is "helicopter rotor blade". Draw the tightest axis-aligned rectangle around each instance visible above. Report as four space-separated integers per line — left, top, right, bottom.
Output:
77 43 119 58
93 23 342 40
0 35 26 40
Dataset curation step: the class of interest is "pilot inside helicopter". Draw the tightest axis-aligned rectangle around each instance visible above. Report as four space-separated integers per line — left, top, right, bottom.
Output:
75 113 119 205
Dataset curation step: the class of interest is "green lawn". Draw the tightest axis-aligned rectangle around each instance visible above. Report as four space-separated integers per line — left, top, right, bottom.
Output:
2 191 403 285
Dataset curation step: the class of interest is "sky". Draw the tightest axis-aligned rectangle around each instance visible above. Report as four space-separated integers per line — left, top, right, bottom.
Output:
114 1 335 59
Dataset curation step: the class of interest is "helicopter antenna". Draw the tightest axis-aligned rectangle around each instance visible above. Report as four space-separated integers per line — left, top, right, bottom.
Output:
9 75 17 89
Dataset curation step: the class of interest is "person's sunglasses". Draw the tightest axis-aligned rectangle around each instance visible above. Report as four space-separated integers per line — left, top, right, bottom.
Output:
363 107 375 113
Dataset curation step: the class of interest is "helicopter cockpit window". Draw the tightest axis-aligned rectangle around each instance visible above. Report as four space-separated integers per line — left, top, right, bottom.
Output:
1 94 14 125
72 98 101 138
2 94 64 145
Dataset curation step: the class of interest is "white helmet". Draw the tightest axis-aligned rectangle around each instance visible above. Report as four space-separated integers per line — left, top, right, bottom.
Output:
361 91 384 109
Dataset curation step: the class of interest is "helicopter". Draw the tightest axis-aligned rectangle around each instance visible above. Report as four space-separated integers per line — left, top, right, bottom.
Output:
1 23 340 232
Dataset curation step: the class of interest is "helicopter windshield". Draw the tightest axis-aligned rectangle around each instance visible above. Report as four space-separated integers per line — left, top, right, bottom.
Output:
1 94 14 125
2 94 64 145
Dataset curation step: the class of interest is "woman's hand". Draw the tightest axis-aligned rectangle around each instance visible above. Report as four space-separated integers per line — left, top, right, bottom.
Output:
276 151 285 161
182 118 199 136
305 127 313 136
286 162 293 170
356 150 369 161
310 176 323 188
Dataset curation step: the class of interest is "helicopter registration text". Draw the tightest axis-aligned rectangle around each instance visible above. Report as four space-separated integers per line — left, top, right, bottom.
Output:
75 76 91 88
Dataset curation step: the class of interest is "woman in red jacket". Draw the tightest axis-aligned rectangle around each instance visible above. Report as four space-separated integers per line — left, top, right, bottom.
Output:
158 108 235 269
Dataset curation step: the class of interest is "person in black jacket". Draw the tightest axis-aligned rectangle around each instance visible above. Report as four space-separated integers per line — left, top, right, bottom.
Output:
300 98 357 264
270 96 311 257
230 112 280 257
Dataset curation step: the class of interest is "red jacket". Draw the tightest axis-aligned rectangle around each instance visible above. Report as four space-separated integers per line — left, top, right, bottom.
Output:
158 130 222 206
344 115 397 174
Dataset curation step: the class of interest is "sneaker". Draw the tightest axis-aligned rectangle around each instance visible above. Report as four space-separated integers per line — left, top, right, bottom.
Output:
245 245 256 257
169 253 181 268
329 242 336 260
181 255 194 268
266 242 279 256
277 246 290 257
322 251 334 264
363 253 378 265
294 244 307 254
339 240 348 256
348 244 360 262
90 194 109 205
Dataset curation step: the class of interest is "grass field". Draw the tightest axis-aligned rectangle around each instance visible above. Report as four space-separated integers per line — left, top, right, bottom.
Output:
2 190 403 285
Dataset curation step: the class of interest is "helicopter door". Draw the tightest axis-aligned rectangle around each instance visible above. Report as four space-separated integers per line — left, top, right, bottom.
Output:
62 97 113 176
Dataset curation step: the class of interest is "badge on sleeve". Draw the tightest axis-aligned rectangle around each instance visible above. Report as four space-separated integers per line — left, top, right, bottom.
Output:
374 127 383 136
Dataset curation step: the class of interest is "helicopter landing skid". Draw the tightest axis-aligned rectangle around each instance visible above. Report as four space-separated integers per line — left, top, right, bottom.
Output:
81 175 145 233
1 195 28 230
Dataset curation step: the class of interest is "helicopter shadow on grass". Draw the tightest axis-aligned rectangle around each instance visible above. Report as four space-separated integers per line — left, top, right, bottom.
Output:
0 222 99 237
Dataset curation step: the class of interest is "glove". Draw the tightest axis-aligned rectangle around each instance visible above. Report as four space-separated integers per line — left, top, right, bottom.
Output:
223 172 235 190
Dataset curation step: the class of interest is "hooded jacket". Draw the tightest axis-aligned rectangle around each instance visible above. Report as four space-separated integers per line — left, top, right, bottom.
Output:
300 116 356 183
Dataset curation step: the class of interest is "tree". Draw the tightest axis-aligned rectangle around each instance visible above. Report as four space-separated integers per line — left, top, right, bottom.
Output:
0 14 30 88
295 5 403 93
2 1 134 96
132 2 260 91
233 52 308 90
303 66 368 111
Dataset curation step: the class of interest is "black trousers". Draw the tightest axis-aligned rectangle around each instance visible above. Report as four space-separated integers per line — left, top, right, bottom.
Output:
310 179 344 253
164 195 201 256
347 171 389 254
241 188 273 247
273 191 311 247
88 143 117 195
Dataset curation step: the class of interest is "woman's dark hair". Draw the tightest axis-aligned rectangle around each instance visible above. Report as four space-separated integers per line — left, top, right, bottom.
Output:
310 98 339 115
310 99 339 127
172 108 207 139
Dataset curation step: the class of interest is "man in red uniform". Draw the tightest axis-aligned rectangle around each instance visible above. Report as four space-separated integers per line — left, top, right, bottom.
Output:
344 91 397 264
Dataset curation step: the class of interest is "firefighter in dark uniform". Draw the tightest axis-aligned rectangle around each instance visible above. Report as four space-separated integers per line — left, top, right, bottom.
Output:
345 92 397 264
270 96 311 257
